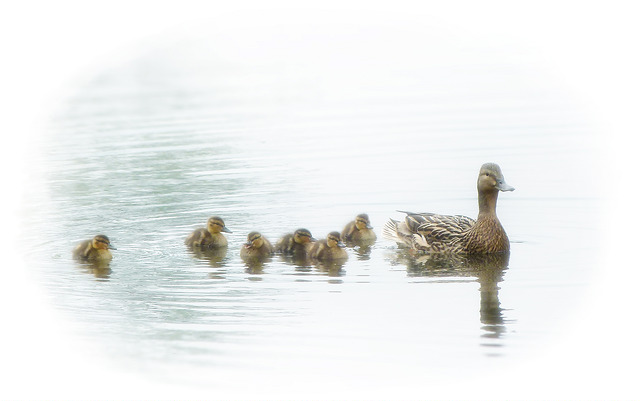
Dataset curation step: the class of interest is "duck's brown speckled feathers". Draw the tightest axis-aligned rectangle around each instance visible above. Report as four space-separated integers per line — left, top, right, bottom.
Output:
383 163 514 254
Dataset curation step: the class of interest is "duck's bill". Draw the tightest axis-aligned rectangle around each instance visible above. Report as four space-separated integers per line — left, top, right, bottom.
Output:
108 245 117 250
222 227 232 233
337 242 346 248
244 241 252 247
498 181 515 192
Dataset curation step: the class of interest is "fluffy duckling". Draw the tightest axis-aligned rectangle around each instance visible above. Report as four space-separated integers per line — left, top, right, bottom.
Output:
309 231 348 261
240 231 274 262
383 163 514 254
72 234 116 262
341 213 376 243
275 228 316 257
185 216 232 249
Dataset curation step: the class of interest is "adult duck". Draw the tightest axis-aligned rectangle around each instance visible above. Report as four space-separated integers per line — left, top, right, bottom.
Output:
383 163 514 254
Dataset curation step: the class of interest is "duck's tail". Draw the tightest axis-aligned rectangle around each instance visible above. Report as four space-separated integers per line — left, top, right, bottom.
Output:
382 219 398 242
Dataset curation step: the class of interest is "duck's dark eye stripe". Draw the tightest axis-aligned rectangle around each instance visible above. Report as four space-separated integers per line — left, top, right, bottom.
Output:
251 235 261 241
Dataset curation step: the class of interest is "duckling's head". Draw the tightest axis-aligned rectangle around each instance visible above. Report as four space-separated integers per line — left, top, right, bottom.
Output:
326 231 346 248
293 228 315 244
207 216 232 234
354 213 373 231
92 234 116 250
477 163 515 193
245 231 265 249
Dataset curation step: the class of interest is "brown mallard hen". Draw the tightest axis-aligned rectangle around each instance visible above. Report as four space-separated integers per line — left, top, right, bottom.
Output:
383 163 514 254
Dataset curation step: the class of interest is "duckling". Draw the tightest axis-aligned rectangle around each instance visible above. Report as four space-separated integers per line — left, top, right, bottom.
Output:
72 234 116 262
185 216 231 249
309 231 348 261
274 228 316 257
341 213 376 243
240 231 274 262
383 163 515 254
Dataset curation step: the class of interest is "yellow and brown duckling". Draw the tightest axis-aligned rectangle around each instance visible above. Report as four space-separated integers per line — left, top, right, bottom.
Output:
72 234 116 262
309 231 348 261
185 216 232 249
341 213 376 244
383 163 515 254
240 231 274 262
274 228 316 257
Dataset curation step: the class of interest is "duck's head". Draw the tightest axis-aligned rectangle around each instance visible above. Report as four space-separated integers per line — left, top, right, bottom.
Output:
354 213 373 230
244 231 265 249
326 231 346 248
477 163 515 193
92 234 116 250
207 216 232 234
293 228 316 244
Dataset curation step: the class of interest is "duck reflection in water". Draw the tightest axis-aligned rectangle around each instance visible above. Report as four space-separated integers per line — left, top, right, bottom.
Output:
187 246 228 269
76 261 112 279
392 251 511 343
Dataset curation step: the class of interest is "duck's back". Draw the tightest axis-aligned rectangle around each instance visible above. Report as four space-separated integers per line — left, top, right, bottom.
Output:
72 239 93 260
275 234 302 254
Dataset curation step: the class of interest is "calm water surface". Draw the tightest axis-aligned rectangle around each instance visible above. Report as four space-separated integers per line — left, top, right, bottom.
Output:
22 25 600 396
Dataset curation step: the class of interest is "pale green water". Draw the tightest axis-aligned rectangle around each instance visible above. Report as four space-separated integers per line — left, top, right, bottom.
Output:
22 24 600 394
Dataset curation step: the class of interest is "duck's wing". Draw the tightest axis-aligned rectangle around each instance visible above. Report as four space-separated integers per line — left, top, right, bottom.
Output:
385 211 474 252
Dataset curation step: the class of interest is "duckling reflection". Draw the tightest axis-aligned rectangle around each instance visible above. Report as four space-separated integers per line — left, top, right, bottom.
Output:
188 246 228 268
76 261 112 279
185 216 231 249
73 235 116 263
275 228 315 265
390 250 510 343
314 260 347 277
341 213 376 246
